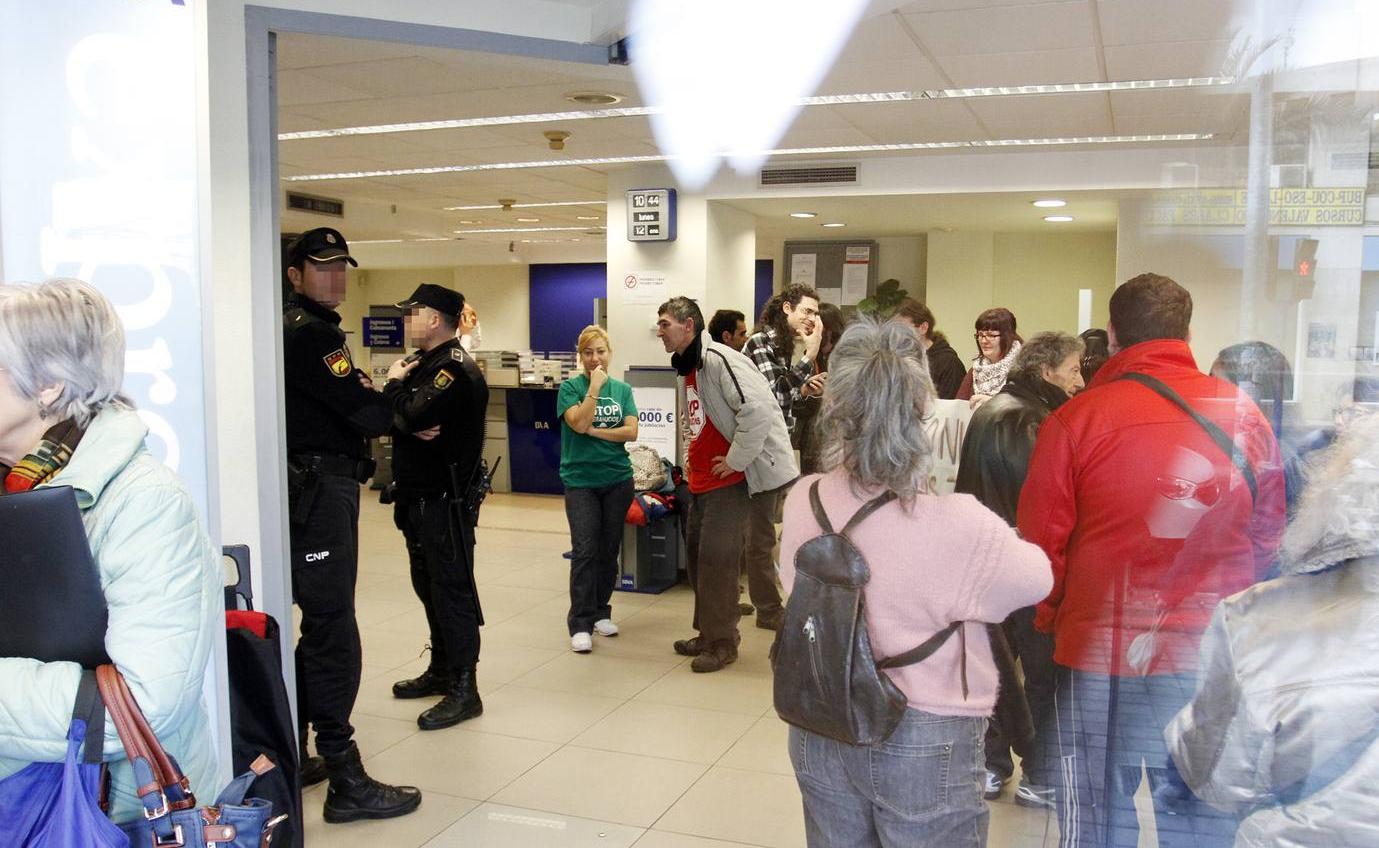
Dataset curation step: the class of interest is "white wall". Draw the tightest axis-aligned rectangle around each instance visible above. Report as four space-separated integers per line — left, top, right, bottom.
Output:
927 231 996 363
337 264 532 353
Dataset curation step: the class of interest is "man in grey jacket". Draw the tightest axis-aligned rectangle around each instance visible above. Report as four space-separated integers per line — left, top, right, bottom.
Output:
656 296 798 672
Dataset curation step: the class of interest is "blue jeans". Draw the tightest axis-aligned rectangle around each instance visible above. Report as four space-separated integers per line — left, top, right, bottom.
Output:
789 709 989 848
1049 666 1237 848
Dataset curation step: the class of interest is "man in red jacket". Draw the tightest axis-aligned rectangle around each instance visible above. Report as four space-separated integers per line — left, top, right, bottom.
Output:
1018 273 1285 848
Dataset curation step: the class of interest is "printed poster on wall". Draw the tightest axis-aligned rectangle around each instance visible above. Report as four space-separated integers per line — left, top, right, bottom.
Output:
791 253 817 286
622 271 668 305
841 245 871 305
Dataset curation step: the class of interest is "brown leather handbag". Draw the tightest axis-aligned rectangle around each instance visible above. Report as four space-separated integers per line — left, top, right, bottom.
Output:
95 665 288 847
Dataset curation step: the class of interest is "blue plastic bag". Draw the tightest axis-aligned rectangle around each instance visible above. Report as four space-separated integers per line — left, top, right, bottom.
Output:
0 672 126 848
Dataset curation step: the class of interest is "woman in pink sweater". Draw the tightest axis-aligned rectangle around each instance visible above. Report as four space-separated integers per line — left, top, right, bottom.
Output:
779 316 1052 848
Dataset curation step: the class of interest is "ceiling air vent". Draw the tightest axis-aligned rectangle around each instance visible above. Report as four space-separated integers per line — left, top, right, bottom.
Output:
759 162 859 188
286 191 345 217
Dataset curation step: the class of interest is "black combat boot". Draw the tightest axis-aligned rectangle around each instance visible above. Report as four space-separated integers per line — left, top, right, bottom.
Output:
321 742 422 823
391 666 454 700
416 668 483 730
299 739 327 787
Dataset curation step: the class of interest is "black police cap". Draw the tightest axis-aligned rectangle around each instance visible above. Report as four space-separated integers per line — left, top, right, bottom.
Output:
396 283 464 319
287 227 358 267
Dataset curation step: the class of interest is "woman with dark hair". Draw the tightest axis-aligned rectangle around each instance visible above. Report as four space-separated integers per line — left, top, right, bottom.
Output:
894 298 966 399
794 303 847 474
956 307 1022 408
1078 328 1110 384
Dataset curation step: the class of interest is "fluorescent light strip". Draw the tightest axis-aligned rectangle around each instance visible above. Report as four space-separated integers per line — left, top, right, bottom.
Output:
349 237 456 244
278 77 1234 141
286 134 1213 182
453 226 607 234
442 200 607 211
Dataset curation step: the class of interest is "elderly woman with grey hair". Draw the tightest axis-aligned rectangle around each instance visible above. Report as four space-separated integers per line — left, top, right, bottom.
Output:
1164 410 1379 847
0 279 221 826
779 317 1051 848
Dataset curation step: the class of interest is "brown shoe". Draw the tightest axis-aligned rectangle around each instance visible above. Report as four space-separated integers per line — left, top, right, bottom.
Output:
673 636 708 657
755 608 784 631
738 602 755 615
691 640 738 673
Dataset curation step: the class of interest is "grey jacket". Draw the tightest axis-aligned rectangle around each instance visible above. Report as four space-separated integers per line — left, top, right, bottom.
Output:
1166 412 1379 847
679 332 798 494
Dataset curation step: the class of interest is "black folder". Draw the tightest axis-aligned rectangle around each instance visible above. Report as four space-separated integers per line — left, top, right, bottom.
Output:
0 486 111 667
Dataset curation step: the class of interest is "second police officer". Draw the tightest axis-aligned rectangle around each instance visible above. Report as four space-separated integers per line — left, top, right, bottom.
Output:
383 283 491 730
282 227 423 823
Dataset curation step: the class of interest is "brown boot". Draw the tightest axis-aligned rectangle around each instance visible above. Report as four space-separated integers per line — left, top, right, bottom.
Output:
691 640 738 673
755 608 784 631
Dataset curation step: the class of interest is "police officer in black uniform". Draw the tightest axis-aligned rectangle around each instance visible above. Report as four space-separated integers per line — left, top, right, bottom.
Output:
382 283 490 730
282 228 422 823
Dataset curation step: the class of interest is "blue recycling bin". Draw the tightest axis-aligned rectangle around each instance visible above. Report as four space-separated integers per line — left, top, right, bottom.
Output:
505 387 564 495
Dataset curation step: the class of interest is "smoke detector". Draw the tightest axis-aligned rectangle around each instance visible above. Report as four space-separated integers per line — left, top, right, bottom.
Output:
544 130 571 151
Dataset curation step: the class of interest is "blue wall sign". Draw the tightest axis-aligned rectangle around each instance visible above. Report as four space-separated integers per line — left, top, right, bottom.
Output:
362 316 404 348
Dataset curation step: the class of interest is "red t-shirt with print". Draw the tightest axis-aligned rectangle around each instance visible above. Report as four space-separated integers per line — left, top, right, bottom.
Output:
685 369 746 494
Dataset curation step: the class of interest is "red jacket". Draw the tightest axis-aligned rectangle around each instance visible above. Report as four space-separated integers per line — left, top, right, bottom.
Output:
1017 340 1285 676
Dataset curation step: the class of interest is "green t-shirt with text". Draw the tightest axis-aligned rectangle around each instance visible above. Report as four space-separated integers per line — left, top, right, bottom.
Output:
556 374 637 489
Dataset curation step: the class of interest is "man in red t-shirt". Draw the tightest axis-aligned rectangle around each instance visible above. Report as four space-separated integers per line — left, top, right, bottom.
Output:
656 297 798 673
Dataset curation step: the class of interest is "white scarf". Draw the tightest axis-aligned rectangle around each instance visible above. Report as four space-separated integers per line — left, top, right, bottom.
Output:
972 340 1021 396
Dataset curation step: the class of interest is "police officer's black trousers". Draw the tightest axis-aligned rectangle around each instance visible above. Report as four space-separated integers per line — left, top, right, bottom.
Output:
396 496 480 674
290 472 362 759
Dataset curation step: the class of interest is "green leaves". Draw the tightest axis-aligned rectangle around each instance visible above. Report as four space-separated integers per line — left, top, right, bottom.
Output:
856 278 908 317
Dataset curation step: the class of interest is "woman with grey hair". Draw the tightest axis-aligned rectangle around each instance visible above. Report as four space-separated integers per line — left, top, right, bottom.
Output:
1164 410 1379 847
779 317 1051 847
0 279 221 827
955 330 1083 805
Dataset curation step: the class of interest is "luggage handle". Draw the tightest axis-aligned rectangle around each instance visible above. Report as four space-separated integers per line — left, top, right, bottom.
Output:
223 544 254 612
95 665 198 823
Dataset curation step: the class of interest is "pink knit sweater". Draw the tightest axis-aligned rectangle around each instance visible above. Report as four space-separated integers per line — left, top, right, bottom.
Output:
779 471 1053 717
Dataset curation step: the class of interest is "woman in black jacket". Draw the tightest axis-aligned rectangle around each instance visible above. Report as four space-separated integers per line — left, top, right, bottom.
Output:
894 298 966 399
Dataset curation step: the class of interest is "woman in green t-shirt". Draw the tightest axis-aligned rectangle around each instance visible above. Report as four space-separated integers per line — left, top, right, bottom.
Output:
556 325 639 654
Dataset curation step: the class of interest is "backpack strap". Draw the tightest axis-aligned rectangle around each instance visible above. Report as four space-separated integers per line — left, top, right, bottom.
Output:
876 622 970 699
808 479 897 537
1116 372 1258 504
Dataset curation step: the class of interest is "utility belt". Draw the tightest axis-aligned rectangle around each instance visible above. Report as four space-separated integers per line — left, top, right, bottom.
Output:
291 452 376 483
286 453 375 525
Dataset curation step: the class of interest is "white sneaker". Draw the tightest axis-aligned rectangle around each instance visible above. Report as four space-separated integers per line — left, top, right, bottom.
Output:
571 632 593 653
593 619 619 637
983 770 1007 800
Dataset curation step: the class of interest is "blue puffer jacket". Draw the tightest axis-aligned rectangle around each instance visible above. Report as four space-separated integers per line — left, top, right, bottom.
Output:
0 405 222 823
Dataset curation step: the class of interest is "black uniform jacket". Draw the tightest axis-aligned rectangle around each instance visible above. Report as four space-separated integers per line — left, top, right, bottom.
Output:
384 338 489 494
953 373 1069 526
283 294 391 459
927 335 968 401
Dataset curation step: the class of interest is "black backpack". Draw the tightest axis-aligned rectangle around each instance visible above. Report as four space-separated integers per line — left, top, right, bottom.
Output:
772 480 968 746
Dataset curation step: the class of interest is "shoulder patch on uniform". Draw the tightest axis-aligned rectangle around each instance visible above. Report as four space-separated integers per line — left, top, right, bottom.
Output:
450 348 467 362
433 369 454 390
323 349 352 377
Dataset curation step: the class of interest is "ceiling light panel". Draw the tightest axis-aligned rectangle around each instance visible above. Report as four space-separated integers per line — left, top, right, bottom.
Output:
453 225 607 234
285 134 1214 182
277 78 1234 141
442 200 606 210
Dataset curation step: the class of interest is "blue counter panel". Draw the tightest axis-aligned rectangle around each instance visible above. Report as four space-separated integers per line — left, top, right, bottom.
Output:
505 387 564 495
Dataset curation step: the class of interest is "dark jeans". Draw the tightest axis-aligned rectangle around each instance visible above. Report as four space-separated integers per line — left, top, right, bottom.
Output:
396 495 481 673
564 478 636 636
685 481 749 645
743 483 786 616
1049 666 1237 848
986 605 1056 784
790 709 989 848
289 472 361 758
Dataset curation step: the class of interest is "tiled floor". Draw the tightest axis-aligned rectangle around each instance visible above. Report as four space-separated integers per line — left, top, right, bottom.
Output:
298 491 1094 847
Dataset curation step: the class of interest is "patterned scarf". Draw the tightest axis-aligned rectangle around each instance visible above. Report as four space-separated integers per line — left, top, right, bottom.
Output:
1 419 86 494
972 340 1022 396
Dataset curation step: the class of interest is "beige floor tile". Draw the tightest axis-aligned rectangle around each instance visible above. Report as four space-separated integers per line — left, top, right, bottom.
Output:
572 700 757 764
350 712 422 759
989 797 1058 847
633 662 774 717
488 560 574 591
300 785 479 848
483 609 582 652
653 767 805 848
492 746 708 828
510 650 681 699
462 684 626 743
425 802 644 847
365 727 560 800
356 596 424 627
475 584 567 626
635 832 770 848
716 714 792 775
357 621 433 666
